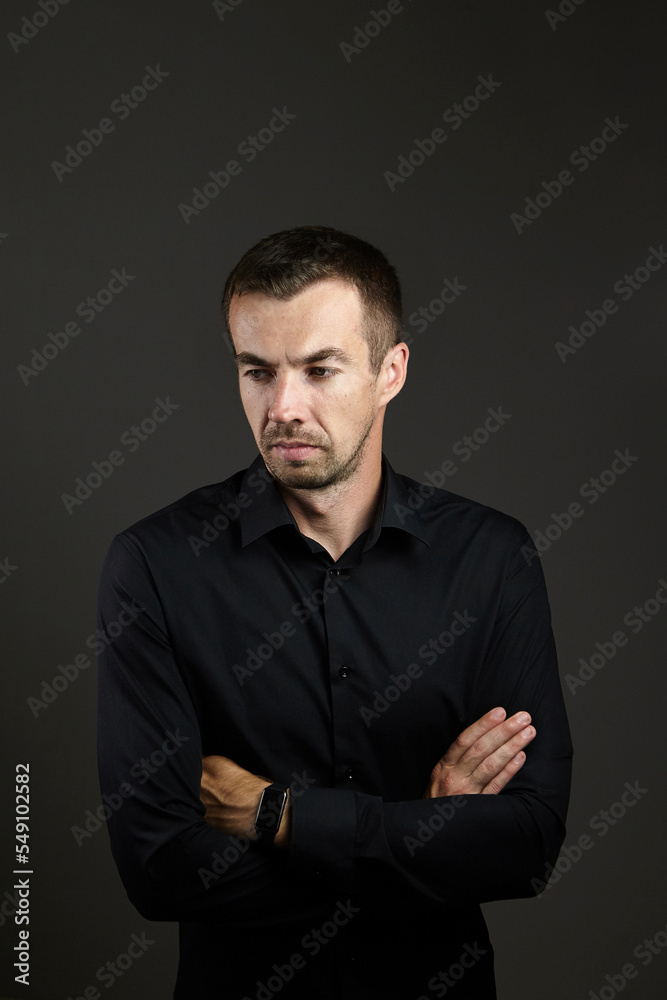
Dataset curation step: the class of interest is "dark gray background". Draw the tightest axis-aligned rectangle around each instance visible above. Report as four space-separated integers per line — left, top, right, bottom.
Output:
2 1 666 997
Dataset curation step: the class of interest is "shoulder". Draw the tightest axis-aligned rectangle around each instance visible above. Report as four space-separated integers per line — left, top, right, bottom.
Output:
387 463 540 582
393 466 529 544
104 465 250 565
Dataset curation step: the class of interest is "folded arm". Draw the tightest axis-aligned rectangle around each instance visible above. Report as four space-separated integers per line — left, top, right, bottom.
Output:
200 539 572 908
98 529 572 921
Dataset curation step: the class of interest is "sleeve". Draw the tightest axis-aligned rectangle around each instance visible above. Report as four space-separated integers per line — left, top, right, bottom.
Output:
96 533 324 926
287 530 573 907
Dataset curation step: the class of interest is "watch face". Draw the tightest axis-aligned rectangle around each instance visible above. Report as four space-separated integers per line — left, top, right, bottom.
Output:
257 787 286 832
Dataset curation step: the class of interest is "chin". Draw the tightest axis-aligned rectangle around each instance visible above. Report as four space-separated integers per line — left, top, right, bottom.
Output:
270 466 333 490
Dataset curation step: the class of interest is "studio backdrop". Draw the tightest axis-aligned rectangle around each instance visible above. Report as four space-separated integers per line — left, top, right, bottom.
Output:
1 1 666 997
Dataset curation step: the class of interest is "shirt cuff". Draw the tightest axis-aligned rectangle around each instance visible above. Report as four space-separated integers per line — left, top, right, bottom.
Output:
288 787 358 888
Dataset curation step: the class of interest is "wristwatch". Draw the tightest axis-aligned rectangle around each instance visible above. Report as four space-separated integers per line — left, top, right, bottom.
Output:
254 783 288 843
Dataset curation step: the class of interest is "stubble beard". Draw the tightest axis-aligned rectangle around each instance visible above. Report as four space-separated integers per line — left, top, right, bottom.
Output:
260 405 377 491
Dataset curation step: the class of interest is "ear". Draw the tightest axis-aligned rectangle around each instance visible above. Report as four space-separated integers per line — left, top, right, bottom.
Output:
378 343 409 405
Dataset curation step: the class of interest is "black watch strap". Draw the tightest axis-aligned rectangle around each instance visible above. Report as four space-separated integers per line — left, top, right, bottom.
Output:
254 783 288 843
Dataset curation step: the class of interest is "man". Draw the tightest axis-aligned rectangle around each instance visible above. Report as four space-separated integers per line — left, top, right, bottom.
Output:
97 226 572 998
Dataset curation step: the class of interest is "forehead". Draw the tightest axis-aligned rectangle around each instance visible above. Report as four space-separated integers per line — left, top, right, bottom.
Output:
229 279 366 356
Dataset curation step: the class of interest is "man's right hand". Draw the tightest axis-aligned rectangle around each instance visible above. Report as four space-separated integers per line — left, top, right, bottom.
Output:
424 707 536 798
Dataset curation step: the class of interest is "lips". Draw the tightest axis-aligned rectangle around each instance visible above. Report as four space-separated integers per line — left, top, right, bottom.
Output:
273 443 320 461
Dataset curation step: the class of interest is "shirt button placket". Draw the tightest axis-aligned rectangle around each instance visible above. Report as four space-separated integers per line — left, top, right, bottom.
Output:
324 565 356 789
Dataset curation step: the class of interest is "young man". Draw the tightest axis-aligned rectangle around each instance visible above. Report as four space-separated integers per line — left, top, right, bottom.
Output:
97 226 572 998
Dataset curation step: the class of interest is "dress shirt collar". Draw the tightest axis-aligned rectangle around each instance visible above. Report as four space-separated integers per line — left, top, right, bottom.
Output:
239 452 430 551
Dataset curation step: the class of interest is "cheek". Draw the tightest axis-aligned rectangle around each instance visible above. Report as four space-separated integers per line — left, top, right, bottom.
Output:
327 395 371 434
239 389 263 425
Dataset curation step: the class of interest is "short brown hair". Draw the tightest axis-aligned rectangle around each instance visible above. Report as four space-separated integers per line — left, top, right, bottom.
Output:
221 225 403 375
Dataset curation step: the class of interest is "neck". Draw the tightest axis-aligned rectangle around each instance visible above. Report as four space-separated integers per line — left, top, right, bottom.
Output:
276 446 384 562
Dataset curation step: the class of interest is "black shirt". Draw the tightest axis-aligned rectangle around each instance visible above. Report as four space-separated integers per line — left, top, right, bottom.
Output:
97 454 572 999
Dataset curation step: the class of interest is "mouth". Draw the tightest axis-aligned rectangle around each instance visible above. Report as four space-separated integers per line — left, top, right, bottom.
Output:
272 442 320 461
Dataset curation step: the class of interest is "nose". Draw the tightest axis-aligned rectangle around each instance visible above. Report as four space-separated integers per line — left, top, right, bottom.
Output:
268 372 307 425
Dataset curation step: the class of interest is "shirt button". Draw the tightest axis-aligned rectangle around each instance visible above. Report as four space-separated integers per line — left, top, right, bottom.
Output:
339 666 349 679
344 767 354 780
329 568 341 577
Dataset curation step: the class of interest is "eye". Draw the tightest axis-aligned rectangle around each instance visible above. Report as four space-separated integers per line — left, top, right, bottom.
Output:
243 369 272 381
309 367 336 378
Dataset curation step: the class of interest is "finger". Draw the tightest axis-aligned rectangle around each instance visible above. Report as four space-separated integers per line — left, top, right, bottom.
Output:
480 750 528 795
441 708 531 768
471 725 536 789
459 711 533 771
441 707 507 766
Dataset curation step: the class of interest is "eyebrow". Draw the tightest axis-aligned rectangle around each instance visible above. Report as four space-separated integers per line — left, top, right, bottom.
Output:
233 346 356 369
